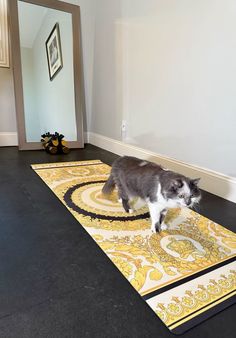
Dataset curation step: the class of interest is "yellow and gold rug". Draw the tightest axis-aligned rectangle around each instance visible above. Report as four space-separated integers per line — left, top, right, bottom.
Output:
32 160 236 334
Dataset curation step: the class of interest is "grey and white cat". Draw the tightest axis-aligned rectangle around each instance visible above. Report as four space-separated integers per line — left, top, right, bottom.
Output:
102 156 201 232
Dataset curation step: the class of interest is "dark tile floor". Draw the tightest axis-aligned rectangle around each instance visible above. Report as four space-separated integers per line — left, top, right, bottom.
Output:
0 144 235 338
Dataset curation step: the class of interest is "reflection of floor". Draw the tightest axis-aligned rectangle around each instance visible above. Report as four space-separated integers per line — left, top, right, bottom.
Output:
0 144 235 338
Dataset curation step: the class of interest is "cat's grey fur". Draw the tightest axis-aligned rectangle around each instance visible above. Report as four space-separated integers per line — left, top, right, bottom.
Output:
102 156 201 232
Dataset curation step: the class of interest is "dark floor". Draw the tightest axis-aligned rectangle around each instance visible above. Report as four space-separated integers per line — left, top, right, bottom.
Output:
0 144 235 338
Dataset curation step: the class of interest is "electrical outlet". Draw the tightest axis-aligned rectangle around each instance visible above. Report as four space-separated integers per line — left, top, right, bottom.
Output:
121 120 127 132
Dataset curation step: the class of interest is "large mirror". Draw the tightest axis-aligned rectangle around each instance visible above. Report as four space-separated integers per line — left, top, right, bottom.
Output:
9 0 84 150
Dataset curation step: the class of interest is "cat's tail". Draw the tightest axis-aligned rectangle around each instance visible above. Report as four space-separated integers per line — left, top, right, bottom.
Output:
102 174 115 195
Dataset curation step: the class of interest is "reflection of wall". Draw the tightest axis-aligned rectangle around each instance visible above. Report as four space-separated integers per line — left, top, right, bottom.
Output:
22 8 77 141
21 47 39 141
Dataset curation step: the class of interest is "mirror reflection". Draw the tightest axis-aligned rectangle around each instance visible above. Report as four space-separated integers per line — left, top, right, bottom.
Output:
18 1 77 142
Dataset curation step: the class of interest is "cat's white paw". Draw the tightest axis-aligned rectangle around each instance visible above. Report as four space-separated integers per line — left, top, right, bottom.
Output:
118 198 122 203
160 223 168 231
151 224 157 232
128 209 134 214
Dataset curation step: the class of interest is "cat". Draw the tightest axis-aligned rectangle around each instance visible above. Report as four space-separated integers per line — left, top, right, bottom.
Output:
102 156 201 232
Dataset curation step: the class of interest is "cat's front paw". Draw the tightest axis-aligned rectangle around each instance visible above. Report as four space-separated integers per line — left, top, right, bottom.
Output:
160 223 168 231
151 222 160 233
151 222 167 233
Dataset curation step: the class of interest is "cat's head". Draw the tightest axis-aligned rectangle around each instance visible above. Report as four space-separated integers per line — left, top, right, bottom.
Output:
162 174 201 208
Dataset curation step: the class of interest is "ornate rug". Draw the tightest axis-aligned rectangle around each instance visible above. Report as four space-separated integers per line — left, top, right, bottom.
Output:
31 160 236 334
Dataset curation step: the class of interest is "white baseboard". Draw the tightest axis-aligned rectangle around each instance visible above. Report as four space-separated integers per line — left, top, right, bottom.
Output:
87 132 236 204
0 132 18 146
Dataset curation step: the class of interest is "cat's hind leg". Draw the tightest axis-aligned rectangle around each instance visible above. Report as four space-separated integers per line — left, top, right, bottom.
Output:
116 180 132 213
122 198 133 213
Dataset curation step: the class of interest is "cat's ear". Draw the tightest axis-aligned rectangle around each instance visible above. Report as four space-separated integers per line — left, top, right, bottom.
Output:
191 178 201 185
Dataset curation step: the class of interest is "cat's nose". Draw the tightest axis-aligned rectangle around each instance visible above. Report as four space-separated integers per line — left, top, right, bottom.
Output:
185 198 191 206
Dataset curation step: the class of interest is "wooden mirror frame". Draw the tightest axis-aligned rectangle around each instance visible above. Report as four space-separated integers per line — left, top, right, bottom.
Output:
9 0 85 150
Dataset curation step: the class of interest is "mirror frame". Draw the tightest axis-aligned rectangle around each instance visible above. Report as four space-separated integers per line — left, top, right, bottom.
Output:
9 0 85 150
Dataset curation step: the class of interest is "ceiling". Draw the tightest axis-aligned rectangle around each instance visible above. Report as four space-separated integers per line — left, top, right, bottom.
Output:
18 1 48 48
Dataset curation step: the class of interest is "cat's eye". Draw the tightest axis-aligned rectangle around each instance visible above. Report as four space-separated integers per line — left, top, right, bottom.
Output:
179 194 184 198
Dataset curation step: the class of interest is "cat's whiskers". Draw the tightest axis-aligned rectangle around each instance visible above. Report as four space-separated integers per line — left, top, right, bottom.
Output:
191 201 201 212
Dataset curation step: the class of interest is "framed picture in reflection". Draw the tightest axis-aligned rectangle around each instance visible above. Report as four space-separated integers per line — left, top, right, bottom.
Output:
45 23 63 80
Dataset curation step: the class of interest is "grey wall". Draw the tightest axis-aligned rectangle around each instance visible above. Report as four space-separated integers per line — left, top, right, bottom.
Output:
91 0 123 141
68 0 95 132
0 68 17 132
91 0 236 177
